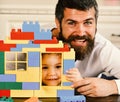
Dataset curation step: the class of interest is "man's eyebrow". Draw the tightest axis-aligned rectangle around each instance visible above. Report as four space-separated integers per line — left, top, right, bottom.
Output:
84 18 94 21
65 18 94 22
66 19 76 22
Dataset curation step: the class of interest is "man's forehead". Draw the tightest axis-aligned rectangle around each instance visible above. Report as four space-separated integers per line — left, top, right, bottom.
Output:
63 7 96 20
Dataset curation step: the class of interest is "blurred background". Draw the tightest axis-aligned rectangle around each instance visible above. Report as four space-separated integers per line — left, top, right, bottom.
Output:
0 0 120 48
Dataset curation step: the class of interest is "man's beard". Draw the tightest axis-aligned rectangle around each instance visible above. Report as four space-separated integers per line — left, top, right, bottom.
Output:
59 31 94 60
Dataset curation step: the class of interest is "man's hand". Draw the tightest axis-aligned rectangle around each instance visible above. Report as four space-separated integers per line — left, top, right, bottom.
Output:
71 77 118 97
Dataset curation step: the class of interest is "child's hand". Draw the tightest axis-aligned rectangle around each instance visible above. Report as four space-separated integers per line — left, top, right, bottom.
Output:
66 68 82 82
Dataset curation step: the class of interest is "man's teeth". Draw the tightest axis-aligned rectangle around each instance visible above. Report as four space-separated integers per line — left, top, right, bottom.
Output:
76 39 85 42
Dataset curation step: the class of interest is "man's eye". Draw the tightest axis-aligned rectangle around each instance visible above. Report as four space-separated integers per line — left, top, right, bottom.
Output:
56 65 61 69
67 21 75 25
84 21 92 25
42 66 48 69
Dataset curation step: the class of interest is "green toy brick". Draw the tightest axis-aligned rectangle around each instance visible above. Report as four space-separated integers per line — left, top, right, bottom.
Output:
0 82 6 89
0 97 14 102
5 82 22 90
0 52 4 74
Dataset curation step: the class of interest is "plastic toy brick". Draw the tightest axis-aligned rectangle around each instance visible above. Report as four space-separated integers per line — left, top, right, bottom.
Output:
0 90 10 97
0 52 4 74
62 82 72 86
5 82 22 90
11 41 40 51
63 49 75 59
33 37 58 44
10 29 34 40
0 96 13 102
22 21 40 33
22 21 52 40
63 59 75 74
22 82 40 90
60 95 86 102
0 40 16 51
38 29 52 40
28 52 40 67
46 44 70 52
57 90 74 97
11 90 34 97
0 74 16 82
4 37 30 44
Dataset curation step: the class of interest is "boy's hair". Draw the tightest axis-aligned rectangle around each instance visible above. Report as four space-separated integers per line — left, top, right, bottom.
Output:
42 53 62 58
55 0 98 23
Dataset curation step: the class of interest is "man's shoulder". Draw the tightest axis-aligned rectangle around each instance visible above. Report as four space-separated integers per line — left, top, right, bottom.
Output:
95 33 109 43
95 33 111 46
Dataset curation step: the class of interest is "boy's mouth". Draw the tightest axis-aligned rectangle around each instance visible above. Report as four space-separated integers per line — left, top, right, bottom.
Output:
46 76 58 80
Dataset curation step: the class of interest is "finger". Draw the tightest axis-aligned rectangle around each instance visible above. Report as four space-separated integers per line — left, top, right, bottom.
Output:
76 84 96 97
66 76 76 81
80 88 93 96
66 70 76 75
71 79 90 88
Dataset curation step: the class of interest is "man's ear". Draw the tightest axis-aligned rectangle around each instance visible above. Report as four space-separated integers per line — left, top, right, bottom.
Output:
55 18 60 32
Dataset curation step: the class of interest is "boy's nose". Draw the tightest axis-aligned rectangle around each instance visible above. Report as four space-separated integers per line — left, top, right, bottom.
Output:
48 68 56 75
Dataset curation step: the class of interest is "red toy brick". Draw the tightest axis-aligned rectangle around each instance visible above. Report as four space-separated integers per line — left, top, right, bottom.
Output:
0 40 16 51
46 44 70 52
11 29 34 40
0 90 10 97
33 37 58 44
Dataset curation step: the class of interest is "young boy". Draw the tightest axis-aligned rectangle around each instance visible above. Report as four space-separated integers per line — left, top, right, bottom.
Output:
42 53 62 86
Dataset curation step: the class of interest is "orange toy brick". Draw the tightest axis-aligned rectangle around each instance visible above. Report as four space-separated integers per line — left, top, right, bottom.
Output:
46 44 70 52
33 37 58 44
11 29 34 40
0 40 16 51
0 90 10 97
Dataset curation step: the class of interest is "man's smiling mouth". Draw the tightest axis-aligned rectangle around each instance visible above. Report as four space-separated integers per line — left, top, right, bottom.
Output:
71 39 87 46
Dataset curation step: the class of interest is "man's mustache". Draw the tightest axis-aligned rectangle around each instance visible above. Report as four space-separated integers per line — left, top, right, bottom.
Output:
66 35 91 42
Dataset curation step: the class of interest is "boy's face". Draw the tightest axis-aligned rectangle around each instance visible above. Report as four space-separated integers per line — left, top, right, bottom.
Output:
42 54 62 86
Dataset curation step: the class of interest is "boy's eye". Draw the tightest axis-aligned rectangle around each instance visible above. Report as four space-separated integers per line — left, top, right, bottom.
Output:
42 66 48 69
56 65 61 69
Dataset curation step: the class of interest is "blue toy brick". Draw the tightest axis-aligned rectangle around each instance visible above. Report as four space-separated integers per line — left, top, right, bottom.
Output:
22 82 40 90
0 74 16 82
62 82 72 86
60 95 86 102
22 21 40 33
57 90 74 97
63 60 75 74
36 29 52 40
28 52 40 67
22 21 52 40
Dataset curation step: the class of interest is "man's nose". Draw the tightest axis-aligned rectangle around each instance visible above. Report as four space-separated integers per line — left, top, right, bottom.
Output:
75 24 85 36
